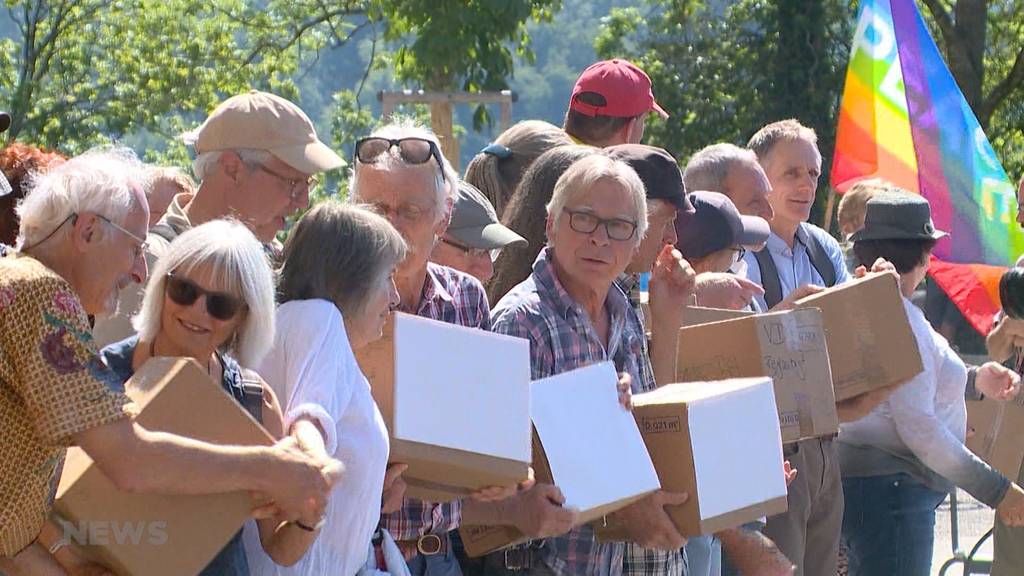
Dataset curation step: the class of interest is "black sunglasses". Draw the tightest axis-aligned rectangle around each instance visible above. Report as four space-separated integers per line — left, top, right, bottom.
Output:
354 137 447 181
165 274 246 321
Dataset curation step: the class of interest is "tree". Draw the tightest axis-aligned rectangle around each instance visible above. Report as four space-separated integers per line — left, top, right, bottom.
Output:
598 0 1024 222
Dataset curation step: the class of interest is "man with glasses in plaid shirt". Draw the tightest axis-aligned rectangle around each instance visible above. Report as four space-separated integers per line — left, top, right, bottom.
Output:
350 120 536 576
93 90 345 347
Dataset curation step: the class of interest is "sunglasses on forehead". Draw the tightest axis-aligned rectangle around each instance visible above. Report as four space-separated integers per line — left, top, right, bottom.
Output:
165 273 246 321
354 137 447 182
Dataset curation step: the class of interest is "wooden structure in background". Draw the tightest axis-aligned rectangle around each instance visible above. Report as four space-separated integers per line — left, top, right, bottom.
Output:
378 90 517 171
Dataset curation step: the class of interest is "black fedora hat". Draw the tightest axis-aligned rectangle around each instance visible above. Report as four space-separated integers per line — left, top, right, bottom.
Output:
850 190 947 242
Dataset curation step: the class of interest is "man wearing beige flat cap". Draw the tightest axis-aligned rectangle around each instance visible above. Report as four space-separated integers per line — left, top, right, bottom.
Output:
93 90 345 346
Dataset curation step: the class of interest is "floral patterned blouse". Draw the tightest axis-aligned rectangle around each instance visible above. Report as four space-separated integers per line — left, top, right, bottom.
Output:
0 253 132 557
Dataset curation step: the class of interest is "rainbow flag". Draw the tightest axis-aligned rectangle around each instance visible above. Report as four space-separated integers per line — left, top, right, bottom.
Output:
831 0 1021 333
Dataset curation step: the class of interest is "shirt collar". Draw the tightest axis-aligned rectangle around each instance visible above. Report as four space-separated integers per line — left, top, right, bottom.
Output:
418 262 455 310
766 223 809 256
160 192 195 236
533 247 631 322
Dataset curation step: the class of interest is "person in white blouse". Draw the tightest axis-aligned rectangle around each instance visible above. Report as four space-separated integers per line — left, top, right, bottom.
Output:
839 190 1024 576
245 201 409 576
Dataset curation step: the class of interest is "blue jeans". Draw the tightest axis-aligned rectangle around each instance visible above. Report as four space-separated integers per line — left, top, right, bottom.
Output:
842 473 947 576
406 535 464 576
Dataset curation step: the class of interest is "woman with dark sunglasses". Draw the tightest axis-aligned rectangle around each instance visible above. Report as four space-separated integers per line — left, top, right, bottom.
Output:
100 219 320 575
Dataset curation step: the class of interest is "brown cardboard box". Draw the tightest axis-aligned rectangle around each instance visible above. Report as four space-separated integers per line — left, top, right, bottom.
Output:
597 378 788 540
681 306 753 328
793 272 923 401
676 308 839 443
966 398 1024 479
355 312 532 502
53 358 275 576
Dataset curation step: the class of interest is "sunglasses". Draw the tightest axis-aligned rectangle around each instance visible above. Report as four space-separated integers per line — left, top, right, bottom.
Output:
354 137 447 181
165 273 246 321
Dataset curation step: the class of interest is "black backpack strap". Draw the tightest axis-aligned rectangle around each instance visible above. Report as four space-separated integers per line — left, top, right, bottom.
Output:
753 248 784 309
801 224 838 288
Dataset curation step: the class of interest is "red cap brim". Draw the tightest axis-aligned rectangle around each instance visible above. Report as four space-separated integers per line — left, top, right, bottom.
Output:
652 100 669 119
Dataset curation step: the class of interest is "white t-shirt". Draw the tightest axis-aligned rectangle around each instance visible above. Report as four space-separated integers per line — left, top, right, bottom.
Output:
244 299 390 576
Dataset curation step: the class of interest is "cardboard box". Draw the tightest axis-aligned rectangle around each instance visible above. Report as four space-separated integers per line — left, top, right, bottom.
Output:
966 398 1024 479
597 378 788 539
355 312 532 502
681 306 753 328
460 362 661 557
676 308 839 443
54 358 275 576
793 272 923 401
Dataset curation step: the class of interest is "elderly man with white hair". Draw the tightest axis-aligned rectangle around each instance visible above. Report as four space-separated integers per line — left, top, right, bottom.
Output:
0 148 341 575
93 90 345 346
349 119 529 576
488 154 690 576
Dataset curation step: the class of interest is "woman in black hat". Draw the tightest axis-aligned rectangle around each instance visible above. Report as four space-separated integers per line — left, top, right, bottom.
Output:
838 190 1024 575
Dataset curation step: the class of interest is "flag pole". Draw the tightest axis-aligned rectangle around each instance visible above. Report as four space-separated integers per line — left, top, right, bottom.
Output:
822 188 838 234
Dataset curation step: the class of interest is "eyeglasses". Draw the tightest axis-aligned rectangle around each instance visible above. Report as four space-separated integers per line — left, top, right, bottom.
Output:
165 273 246 321
731 246 747 264
255 164 319 200
355 137 447 182
564 209 638 241
441 237 501 262
369 201 435 223
96 214 148 261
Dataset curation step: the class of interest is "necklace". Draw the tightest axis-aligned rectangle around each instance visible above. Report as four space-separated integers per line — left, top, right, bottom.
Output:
148 339 218 380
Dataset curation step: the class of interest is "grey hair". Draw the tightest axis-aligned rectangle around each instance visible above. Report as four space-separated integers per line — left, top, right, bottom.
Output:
278 200 407 319
682 143 760 193
191 149 275 182
16 146 147 249
132 219 275 368
349 116 458 222
146 165 197 196
546 154 648 249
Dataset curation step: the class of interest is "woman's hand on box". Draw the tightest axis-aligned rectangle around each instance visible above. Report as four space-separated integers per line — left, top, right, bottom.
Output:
617 373 633 411
507 483 579 538
976 362 1021 401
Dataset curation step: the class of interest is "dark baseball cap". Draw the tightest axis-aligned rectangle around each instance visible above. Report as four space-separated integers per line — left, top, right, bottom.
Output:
675 191 770 260
447 180 526 250
604 144 694 214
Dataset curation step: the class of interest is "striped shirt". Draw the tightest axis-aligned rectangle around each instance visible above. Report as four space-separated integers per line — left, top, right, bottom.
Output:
380 263 491 541
491 249 650 576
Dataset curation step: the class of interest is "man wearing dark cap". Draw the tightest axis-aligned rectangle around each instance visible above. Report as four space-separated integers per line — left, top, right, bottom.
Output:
676 192 770 272
603 144 695 576
431 181 526 283
564 60 667 148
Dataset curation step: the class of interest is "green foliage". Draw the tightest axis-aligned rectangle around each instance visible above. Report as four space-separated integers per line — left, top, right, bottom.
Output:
599 0 1024 228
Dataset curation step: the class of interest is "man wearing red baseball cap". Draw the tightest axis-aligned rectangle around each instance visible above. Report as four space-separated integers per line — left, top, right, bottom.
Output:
563 59 667 147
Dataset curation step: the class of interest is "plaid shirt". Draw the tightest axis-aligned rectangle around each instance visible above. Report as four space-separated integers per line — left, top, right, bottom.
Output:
615 274 687 576
490 249 651 576
380 263 491 541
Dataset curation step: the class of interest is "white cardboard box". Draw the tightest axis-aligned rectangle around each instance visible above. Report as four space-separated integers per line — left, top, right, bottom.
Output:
355 312 533 501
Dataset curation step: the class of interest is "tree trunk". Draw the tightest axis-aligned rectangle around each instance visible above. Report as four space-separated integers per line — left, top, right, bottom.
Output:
950 0 987 124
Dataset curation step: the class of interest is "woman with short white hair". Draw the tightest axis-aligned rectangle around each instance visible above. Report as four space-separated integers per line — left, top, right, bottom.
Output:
101 219 319 575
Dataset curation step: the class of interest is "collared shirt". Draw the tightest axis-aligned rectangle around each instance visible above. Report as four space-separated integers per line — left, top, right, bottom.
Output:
380 262 491 541
742 222 851 312
0 254 133 557
491 249 649 576
615 274 686 576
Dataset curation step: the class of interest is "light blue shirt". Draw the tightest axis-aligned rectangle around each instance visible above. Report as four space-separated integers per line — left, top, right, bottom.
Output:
742 222 851 311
